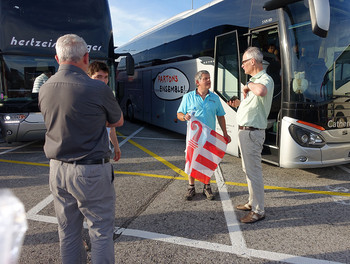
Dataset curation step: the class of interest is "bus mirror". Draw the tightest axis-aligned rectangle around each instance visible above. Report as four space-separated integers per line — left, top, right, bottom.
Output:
263 0 330 38
126 55 134 76
308 0 330 38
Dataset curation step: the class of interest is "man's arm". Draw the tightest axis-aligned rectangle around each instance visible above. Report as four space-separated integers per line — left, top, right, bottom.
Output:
107 114 124 127
177 112 191 121
109 127 121 161
217 115 231 143
244 82 267 97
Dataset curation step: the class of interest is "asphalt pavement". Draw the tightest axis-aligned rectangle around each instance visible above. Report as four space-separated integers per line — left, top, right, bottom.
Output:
1 121 350 263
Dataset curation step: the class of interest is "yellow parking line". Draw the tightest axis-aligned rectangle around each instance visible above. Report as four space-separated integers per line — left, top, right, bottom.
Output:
117 131 188 179
0 159 49 167
116 171 186 181
1 152 350 198
224 181 350 197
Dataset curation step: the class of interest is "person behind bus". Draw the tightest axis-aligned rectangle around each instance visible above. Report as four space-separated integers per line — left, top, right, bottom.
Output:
88 61 121 162
32 70 52 93
228 47 274 223
177 70 231 201
39 34 123 263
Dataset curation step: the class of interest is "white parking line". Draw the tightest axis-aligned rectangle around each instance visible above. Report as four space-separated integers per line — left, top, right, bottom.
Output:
23 126 345 264
118 127 144 147
26 176 345 264
214 166 246 255
338 165 350 174
0 141 38 155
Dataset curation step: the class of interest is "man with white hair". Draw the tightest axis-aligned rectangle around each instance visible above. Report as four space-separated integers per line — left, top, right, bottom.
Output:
228 47 274 223
39 34 123 263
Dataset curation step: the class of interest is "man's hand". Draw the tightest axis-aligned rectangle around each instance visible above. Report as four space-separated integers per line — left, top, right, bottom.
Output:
227 97 240 108
113 147 121 161
224 134 231 144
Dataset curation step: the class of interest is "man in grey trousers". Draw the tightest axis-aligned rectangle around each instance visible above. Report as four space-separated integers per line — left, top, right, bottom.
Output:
39 34 123 263
228 47 274 223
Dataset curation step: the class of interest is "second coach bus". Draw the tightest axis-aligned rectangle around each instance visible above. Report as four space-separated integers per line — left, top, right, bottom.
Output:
0 0 117 143
115 0 350 168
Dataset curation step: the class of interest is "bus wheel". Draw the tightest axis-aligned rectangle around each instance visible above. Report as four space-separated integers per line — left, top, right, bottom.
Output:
126 101 134 121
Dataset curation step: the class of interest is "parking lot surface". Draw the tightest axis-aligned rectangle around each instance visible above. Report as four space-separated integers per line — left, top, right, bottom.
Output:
1 121 350 263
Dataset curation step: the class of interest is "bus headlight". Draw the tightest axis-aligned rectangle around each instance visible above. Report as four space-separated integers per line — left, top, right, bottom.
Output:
289 124 325 148
3 113 28 124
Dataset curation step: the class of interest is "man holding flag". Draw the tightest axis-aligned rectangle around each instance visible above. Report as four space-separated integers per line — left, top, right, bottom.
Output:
177 70 231 200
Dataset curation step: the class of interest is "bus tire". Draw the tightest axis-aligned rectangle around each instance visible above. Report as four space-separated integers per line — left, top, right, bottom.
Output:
126 101 134 121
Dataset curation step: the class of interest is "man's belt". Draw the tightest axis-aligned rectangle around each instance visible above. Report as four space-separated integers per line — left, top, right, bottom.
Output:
62 158 110 165
239 126 263 131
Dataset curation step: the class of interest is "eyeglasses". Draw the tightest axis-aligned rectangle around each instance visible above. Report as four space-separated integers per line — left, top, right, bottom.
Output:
241 58 252 65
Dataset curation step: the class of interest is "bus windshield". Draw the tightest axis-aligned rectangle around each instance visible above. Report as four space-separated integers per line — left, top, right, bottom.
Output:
0 55 57 109
286 1 350 103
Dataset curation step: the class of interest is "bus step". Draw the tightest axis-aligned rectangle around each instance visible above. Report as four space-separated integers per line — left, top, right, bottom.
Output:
263 144 279 149
262 156 279 166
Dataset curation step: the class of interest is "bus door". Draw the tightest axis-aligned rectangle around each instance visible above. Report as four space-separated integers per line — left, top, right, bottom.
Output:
249 25 282 165
213 30 241 156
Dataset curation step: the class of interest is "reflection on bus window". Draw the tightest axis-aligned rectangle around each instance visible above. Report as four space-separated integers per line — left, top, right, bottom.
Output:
32 71 52 93
0 56 57 101
287 1 350 103
321 44 350 99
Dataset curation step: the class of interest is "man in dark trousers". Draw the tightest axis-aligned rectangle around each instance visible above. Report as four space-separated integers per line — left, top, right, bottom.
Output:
39 34 123 263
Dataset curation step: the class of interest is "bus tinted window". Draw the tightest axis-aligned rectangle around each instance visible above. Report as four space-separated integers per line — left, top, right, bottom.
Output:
0 55 57 103
286 1 350 103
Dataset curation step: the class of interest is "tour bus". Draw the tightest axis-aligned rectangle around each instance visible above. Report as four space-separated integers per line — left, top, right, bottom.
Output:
0 0 117 143
115 0 350 168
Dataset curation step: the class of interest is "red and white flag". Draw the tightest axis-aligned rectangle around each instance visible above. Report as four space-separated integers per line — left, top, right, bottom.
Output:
185 117 228 184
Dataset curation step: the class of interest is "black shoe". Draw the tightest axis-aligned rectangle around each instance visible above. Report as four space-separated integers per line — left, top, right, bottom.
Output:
185 186 196 200
203 185 215 200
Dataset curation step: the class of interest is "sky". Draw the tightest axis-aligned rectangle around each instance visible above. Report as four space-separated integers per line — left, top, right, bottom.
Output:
108 0 212 47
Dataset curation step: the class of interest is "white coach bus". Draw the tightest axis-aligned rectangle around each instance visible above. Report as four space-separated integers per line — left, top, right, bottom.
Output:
115 0 350 168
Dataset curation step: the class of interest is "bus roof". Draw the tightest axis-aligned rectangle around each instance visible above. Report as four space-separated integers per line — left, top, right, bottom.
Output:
0 0 113 59
119 0 224 48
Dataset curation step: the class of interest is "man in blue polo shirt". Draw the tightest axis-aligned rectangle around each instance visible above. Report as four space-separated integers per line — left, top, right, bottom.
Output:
177 70 231 200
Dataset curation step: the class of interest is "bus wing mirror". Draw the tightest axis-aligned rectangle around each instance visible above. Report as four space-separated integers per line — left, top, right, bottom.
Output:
115 52 135 76
308 0 330 38
263 0 330 38
126 55 134 76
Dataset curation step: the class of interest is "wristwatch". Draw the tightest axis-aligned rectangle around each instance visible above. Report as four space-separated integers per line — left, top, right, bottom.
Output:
246 81 252 89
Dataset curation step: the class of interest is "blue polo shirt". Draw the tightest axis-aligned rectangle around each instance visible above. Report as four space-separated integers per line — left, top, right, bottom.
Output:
177 90 225 130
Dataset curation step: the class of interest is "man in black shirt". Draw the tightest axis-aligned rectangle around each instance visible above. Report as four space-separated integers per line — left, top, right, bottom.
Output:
39 34 123 264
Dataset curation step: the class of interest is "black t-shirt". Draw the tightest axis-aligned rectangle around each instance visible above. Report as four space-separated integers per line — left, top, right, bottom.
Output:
39 64 122 161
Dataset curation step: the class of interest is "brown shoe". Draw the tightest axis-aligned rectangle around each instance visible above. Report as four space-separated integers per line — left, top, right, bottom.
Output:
203 184 215 200
240 211 265 223
236 203 252 211
185 186 196 200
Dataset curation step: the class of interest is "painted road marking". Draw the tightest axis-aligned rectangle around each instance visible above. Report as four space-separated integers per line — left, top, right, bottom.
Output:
116 226 342 264
117 131 188 178
118 127 144 147
1 157 350 198
26 170 344 264
0 141 37 155
215 166 246 254
13 128 346 264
